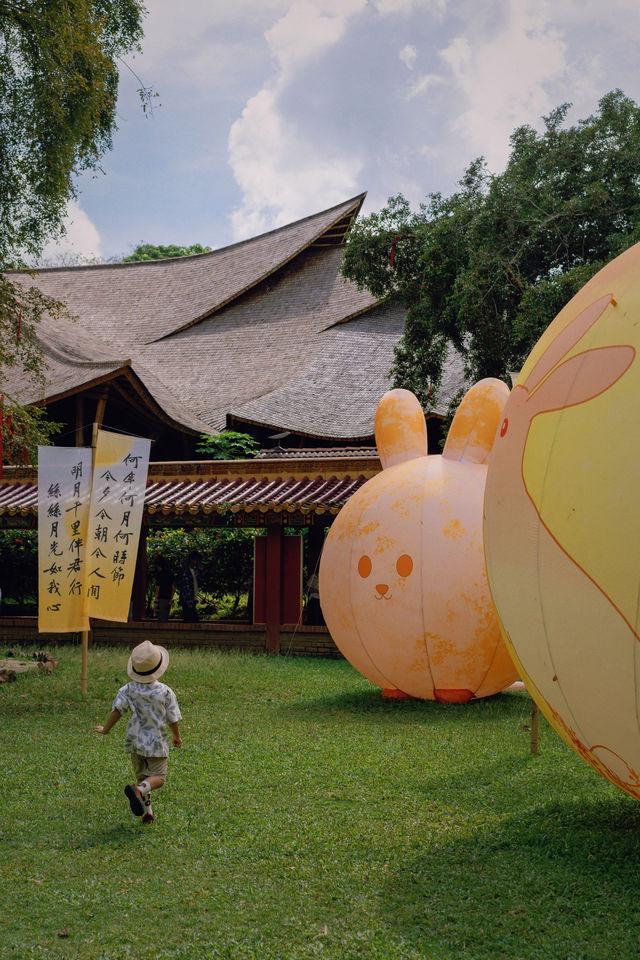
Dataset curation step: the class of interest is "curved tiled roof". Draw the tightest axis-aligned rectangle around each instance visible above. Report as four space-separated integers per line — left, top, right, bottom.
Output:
3 194 469 446
254 447 378 459
138 246 383 434
0 455 381 518
9 194 366 347
11 311 207 435
0 474 367 518
144 473 365 517
229 302 468 438
231 299 401 439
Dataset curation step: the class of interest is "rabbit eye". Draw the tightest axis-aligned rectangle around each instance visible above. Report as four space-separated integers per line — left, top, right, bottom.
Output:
500 417 509 437
396 554 413 577
358 555 372 578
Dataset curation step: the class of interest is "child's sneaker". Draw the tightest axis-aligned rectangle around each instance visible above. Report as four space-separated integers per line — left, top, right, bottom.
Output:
124 784 144 817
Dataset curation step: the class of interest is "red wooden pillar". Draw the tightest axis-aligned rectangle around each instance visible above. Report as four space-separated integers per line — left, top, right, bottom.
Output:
131 521 148 621
265 522 283 653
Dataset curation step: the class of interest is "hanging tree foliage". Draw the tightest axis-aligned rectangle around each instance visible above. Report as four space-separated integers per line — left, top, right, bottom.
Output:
341 90 640 412
0 281 67 464
0 0 147 462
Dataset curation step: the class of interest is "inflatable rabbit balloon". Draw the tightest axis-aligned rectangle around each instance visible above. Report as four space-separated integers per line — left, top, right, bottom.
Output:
319 380 518 701
484 242 640 800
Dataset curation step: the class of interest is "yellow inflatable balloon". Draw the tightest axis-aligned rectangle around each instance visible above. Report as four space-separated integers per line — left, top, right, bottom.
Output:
484 242 640 798
319 381 518 701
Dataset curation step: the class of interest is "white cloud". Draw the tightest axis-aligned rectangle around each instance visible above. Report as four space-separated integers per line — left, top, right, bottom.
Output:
265 0 366 82
407 72 444 99
439 0 567 171
38 202 103 265
228 88 362 239
227 1 368 239
372 0 446 14
136 0 289 82
399 44 418 69
225 0 469 239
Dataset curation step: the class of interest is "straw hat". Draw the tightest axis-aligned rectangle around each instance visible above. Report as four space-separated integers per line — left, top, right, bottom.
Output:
127 640 169 683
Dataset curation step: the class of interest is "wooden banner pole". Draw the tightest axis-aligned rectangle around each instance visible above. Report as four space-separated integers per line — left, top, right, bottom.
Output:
80 390 108 696
81 632 88 696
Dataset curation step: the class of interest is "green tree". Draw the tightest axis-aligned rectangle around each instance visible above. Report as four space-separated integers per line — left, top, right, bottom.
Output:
342 90 640 411
0 0 147 461
122 243 212 262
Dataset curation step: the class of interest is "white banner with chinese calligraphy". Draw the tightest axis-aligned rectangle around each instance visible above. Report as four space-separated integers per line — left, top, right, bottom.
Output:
84 430 151 622
38 446 92 633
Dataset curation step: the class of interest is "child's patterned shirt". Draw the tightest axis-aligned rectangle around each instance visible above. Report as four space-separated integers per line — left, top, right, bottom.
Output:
112 681 182 757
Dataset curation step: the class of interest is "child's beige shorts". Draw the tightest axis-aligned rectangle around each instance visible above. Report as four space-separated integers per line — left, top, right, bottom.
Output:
130 753 168 783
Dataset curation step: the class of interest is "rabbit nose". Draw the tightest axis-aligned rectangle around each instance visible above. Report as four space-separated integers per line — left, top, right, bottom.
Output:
376 583 389 595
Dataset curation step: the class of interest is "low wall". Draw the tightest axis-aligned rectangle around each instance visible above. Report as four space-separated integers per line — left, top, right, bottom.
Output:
0 616 341 658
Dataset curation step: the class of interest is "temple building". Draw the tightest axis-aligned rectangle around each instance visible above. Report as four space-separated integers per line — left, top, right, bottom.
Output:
6 192 465 455
0 193 468 655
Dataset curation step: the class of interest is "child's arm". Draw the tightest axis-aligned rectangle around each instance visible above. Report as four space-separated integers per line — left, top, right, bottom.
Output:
169 720 183 748
92 708 122 735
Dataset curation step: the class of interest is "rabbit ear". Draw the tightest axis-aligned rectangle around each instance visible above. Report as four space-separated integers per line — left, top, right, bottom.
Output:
528 344 634 416
523 294 614 392
375 389 428 469
443 378 510 464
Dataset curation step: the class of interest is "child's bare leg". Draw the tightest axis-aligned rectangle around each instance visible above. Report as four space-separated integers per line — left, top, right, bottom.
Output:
138 775 164 792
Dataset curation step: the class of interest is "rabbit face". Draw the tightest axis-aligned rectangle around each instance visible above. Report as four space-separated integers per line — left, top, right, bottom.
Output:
357 550 414 600
320 381 518 701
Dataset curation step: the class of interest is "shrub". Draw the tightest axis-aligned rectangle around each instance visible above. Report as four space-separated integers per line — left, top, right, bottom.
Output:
0 529 38 607
195 431 259 459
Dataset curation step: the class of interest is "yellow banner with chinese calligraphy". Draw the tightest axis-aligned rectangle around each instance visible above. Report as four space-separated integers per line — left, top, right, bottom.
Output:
38 446 92 633
84 430 151 622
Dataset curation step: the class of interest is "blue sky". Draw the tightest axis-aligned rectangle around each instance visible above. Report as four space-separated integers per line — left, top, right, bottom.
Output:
42 0 640 262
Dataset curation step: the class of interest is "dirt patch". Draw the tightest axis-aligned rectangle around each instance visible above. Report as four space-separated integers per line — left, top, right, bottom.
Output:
0 651 60 683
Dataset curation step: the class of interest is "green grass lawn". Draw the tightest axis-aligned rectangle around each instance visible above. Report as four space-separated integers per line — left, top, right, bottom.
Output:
2 647 640 960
